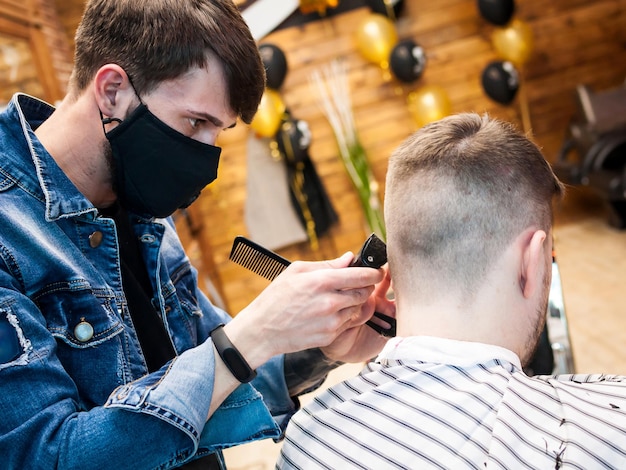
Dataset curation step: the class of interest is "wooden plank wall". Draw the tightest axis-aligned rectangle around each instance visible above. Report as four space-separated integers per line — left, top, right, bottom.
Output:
0 0 72 103
30 0 73 101
47 0 626 314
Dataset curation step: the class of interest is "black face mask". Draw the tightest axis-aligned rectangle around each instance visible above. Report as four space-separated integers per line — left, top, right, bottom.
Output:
104 103 221 218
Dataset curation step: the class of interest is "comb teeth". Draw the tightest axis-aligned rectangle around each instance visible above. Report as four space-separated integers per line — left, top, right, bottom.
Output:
229 236 290 281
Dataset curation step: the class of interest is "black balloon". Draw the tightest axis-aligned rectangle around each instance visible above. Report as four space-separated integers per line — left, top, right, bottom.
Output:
389 39 426 84
477 0 515 26
367 0 405 19
481 60 519 105
259 43 288 90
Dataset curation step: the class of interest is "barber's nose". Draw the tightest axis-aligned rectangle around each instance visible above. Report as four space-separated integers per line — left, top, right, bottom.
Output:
194 129 218 147
206 129 220 146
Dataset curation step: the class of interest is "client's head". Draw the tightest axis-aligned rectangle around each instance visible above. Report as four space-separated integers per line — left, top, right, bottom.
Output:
384 113 564 362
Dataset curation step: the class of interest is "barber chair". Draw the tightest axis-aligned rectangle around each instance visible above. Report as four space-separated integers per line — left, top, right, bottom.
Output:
552 83 626 228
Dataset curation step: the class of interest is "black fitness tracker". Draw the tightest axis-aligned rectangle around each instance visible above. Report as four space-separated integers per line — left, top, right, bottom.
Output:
210 324 257 383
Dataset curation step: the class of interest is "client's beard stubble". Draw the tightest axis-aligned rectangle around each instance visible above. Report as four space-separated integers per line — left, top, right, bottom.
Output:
521 261 552 367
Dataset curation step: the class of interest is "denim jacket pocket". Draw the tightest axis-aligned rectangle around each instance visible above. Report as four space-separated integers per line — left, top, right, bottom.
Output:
0 170 17 192
34 281 126 407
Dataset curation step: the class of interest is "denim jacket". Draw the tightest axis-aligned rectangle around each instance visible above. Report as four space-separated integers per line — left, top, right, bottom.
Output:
0 94 297 469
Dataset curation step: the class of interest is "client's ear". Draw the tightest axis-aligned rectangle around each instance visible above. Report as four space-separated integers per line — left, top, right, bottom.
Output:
520 229 547 299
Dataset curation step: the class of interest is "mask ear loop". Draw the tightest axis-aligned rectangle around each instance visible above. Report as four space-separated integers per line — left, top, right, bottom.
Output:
99 110 123 136
125 73 148 109
101 115 123 125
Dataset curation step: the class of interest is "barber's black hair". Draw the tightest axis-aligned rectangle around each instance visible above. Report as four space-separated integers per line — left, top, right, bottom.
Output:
71 0 265 123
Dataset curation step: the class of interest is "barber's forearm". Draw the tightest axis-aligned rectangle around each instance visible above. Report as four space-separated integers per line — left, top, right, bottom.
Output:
220 317 342 398
208 342 244 418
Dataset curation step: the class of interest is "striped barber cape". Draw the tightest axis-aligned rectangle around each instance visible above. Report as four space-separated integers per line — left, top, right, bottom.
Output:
277 336 626 469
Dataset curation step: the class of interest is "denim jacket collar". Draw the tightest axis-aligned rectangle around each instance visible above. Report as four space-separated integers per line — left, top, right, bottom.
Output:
2 93 99 222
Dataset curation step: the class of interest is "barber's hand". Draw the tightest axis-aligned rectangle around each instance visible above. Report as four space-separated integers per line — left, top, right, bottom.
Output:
224 252 385 369
320 267 396 363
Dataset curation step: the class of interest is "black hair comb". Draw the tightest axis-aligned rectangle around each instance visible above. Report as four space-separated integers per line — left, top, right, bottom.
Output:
229 234 396 337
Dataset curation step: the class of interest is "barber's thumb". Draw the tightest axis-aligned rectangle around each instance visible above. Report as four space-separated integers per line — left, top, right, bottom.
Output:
328 252 355 269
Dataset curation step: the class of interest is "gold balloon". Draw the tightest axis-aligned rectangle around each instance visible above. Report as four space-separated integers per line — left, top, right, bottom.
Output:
492 19 534 67
355 13 399 68
250 89 285 138
407 85 452 128
299 0 338 15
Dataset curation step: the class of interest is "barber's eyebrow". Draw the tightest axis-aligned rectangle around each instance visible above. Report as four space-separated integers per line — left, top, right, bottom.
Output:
188 109 237 129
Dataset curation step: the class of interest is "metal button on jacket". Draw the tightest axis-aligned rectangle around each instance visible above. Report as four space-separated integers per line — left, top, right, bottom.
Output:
88 231 103 248
74 319 94 342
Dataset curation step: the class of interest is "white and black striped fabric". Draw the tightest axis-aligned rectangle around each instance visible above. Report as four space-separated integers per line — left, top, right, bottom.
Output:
277 336 626 469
